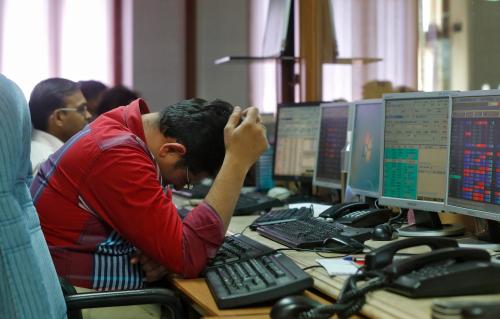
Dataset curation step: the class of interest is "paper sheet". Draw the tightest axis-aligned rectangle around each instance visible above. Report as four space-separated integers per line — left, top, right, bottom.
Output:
316 258 359 276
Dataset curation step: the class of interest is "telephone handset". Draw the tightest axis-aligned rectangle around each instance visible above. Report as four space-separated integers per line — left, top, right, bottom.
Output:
319 201 393 227
365 236 458 270
365 237 500 298
319 201 370 219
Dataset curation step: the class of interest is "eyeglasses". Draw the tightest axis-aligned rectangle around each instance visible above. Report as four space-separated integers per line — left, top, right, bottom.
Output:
185 167 193 190
57 104 88 116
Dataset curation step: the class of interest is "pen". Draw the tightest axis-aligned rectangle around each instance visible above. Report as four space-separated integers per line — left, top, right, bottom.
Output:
342 256 364 262
342 256 365 265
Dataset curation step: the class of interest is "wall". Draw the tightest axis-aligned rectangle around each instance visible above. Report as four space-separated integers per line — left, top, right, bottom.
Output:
196 0 250 107
450 0 500 90
469 0 500 90
449 0 470 90
125 0 186 112
124 0 250 111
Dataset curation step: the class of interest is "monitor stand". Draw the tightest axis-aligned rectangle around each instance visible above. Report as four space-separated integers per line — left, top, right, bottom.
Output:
458 220 500 250
397 210 465 237
363 196 378 207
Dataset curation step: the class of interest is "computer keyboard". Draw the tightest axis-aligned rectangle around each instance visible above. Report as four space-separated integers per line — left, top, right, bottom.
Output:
180 183 211 198
235 192 283 214
256 217 373 250
250 207 313 230
207 233 275 267
205 251 314 308
173 184 283 215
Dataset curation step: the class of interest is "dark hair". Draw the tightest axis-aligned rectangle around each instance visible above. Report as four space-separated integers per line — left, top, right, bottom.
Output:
158 98 233 176
29 78 80 131
97 85 140 115
78 80 107 101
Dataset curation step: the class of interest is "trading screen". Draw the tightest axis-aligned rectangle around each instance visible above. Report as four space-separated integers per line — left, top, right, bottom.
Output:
274 106 320 179
315 104 349 186
447 95 500 214
383 97 449 202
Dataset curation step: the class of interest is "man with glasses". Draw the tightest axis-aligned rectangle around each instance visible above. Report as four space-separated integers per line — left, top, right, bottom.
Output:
30 97 267 318
29 77 92 173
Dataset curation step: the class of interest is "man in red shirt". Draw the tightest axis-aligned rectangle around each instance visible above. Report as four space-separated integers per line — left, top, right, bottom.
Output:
31 98 267 291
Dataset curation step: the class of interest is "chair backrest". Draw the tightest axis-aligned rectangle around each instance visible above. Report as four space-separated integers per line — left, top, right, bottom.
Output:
0 74 67 319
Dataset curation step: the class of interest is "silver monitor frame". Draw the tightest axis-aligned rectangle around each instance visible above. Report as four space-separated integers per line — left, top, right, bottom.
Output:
445 89 500 222
379 91 456 212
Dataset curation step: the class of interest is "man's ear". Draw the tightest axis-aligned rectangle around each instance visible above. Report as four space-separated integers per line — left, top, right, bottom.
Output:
50 109 66 127
158 142 187 158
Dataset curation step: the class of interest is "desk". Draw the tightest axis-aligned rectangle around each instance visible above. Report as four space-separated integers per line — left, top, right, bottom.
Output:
170 206 500 318
226 216 500 319
172 277 329 317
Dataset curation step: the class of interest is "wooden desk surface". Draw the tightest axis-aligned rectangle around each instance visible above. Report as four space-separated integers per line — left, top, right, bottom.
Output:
227 216 500 319
172 277 330 317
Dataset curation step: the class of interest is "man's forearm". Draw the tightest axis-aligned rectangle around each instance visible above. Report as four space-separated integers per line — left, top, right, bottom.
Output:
204 154 249 230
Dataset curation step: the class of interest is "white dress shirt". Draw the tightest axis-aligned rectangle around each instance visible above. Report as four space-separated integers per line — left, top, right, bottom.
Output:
31 129 64 174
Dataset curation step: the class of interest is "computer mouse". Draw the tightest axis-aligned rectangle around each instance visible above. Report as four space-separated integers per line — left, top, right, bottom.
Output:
267 187 293 201
322 236 365 253
270 295 320 319
372 223 397 241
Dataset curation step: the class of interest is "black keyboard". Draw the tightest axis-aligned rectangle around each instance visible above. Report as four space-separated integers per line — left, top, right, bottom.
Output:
235 192 283 215
173 184 283 215
206 251 313 308
250 207 313 230
207 233 275 267
177 183 211 198
257 217 373 249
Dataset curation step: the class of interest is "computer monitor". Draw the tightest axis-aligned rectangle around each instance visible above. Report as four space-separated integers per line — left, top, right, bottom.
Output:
313 102 350 189
347 99 383 198
273 102 320 182
446 90 500 246
380 91 464 236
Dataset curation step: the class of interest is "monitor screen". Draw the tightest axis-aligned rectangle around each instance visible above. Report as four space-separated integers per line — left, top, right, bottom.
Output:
380 92 452 212
273 103 320 181
347 99 383 197
446 91 500 221
313 102 350 189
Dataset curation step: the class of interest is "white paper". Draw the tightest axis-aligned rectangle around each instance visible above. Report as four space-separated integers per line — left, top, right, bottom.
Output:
316 258 359 276
288 202 332 217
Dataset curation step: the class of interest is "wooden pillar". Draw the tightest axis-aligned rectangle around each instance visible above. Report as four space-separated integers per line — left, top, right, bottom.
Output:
298 0 336 101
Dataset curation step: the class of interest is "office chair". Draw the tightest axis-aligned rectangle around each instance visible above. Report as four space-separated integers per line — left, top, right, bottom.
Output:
0 74 184 319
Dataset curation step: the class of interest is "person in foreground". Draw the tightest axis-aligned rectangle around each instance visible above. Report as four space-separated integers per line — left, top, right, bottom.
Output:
0 73 66 318
31 98 268 292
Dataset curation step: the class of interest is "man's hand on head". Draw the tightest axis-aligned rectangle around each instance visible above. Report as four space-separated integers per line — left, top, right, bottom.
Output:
131 250 169 282
223 106 268 170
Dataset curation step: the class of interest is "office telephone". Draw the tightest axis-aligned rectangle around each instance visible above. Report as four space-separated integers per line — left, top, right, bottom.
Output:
365 237 500 298
319 201 393 227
